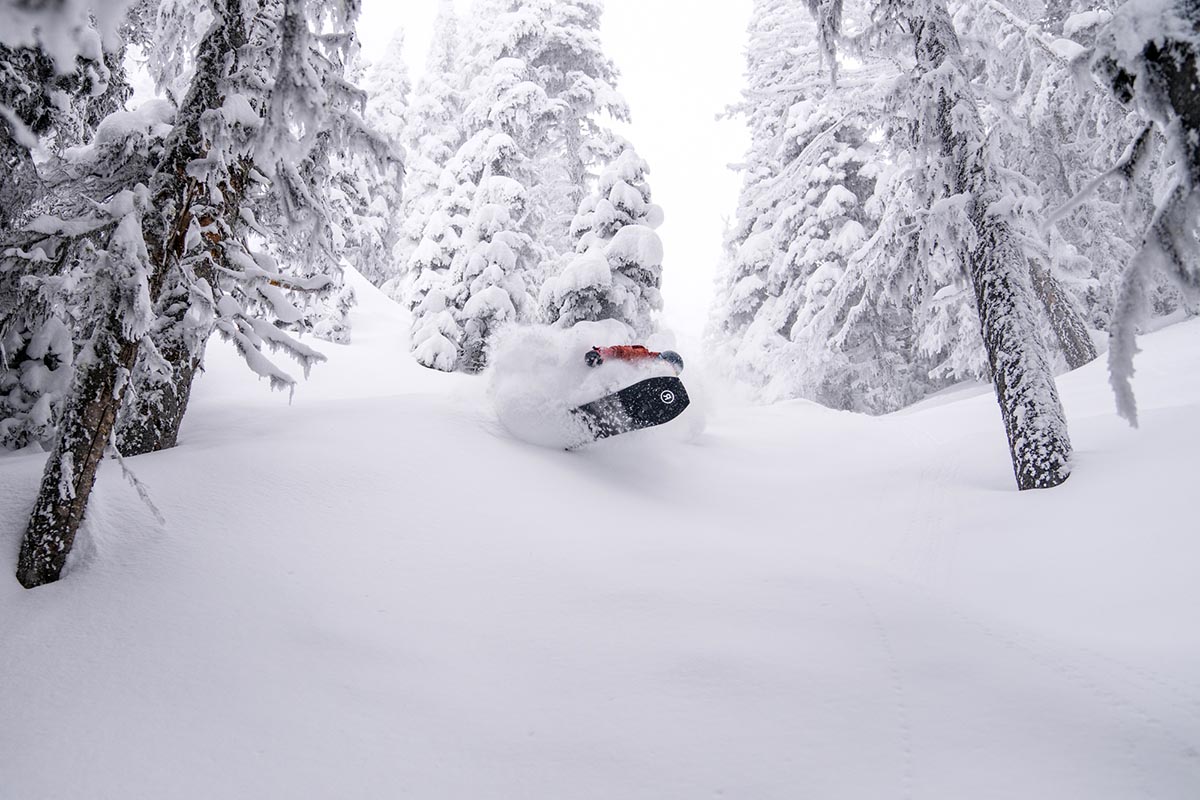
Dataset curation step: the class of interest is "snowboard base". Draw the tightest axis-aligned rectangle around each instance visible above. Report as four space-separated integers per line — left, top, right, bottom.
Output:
570 376 690 445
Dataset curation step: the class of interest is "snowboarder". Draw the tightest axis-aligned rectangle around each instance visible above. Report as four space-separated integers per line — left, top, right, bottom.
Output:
585 345 684 374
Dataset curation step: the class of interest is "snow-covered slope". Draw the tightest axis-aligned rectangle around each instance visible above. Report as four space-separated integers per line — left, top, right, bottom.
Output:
2 273 1198 799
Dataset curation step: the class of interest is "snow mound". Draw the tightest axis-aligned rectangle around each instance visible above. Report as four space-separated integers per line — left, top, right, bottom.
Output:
485 322 686 448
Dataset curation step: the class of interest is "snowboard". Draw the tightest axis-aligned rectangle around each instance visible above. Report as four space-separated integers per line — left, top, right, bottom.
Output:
570 376 690 445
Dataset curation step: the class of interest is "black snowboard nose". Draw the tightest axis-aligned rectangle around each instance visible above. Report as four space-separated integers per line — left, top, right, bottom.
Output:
618 377 690 425
570 376 691 444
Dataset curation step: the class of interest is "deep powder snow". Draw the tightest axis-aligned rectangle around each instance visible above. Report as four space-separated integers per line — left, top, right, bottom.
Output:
1 273 1197 799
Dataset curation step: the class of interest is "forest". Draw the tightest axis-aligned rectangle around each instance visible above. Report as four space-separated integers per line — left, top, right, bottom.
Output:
2 1 1199 796
2 0 1195 587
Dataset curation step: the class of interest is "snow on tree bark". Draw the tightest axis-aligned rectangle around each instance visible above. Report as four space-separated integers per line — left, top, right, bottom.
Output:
16 0 251 587
1028 258 1098 370
910 0 1072 489
115 0 386 456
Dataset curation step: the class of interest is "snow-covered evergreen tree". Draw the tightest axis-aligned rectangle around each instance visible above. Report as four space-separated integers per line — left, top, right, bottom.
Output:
541 147 664 336
472 0 628 253
403 0 645 371
0 30 133 451
406 171 471 370
448 54 551 370
711 0 1074 487
709 0 922 411
11 0 390 588
709 0 816 354
348 27 410 286
393 0 466 302
870 0 1073 488
362 29 410 144
951 0 1146 368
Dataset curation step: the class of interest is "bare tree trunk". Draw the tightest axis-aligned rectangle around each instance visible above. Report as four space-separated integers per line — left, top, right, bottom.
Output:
914 1 1072 489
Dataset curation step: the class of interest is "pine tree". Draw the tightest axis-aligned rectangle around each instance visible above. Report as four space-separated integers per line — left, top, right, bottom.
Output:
950 0 1156 370
404 0 643 370
413 16 564 372
881 0 1073 488
709 0 921 411
393 0 467 302
541 147 664 336
708 0 826 388
13 0 387 587
353 27 410 286
115 0 391 458
711 0 1074 487
485 0 628 253
407 172 470 370
0 34 133 451
449 60 547 371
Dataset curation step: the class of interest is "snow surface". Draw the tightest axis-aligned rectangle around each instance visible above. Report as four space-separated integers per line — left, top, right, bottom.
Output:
2 270 1199 798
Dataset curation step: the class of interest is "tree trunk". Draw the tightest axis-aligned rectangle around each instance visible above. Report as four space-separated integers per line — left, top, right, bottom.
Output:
16 337 139 586
914 1 1072 489
115 350 203 456
115 269 208 456
1028 259 1098 370
968 215 1073 488
16 0 245 588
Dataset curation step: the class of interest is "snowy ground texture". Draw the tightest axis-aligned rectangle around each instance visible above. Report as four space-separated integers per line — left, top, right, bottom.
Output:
2 272 1198 799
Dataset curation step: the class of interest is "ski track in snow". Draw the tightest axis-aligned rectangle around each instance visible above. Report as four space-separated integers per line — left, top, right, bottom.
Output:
849 578 915 800
2 272 1199 798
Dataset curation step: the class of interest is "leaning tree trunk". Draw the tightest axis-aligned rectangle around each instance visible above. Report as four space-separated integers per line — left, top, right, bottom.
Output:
914 1 1072 489
115 265 208 457
16 2 246 588
967 213 1073 488
1028 259 1098 370
115 344 204 456
16 336 141 587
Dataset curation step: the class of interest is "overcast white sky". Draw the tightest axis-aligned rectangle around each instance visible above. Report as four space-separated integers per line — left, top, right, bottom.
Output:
357 0 753 338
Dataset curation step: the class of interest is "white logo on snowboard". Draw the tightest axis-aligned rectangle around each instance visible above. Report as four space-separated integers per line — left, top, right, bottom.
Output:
660 390 676 404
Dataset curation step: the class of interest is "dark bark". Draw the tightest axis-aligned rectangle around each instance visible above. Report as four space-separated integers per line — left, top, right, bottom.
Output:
1029 259 1098 370
115 351 202 456
914 1 1072 489
967 216 1072 488
17 1 246 588
115 267 207 456
16 338 139 587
